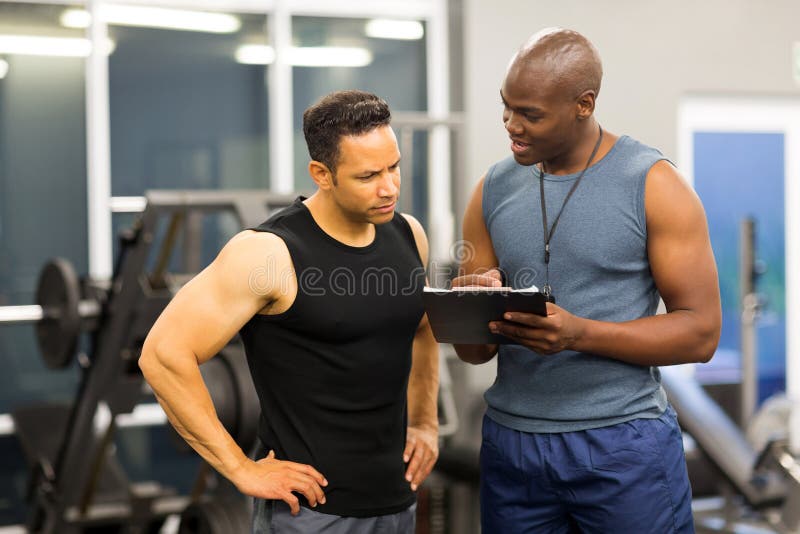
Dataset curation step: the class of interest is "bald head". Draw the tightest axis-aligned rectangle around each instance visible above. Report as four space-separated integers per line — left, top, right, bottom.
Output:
508 28 602 100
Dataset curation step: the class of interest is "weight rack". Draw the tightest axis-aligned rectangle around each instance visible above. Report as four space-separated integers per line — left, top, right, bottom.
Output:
1 190 294 534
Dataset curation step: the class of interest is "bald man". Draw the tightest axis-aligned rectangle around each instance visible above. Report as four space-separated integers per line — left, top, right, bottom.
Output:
452 28 720 533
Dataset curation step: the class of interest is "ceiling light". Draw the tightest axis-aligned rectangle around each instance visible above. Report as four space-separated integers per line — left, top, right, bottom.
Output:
0 35 115 57
61 6 241 34
365 19 424 40
234 45 373 67
235 44 275 65
0 59 8 79
290 47 372 67
60 9 91 29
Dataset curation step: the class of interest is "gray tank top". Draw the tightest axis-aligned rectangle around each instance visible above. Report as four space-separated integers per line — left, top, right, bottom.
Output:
482 135 669 432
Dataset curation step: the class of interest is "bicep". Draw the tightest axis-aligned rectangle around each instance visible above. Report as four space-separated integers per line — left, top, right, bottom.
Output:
146 233 285 363
461 176 498 274
645 161 720 316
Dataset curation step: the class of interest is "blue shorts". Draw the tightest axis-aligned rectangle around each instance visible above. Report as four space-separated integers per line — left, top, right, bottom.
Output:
480 406 694 533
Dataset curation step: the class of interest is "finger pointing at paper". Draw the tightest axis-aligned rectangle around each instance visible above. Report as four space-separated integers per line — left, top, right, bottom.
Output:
451 268 504 289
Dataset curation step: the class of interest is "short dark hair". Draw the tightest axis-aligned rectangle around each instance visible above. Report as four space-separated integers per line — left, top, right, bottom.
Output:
302 90 391 176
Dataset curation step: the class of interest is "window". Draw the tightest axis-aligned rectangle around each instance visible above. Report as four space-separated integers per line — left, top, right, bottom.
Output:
0 1 88 409
290 16 428 195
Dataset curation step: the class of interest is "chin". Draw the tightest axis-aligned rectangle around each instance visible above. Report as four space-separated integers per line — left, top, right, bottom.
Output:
512 153 538 167
369 211 395 225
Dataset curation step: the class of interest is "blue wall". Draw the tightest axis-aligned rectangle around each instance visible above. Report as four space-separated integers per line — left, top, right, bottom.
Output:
693 131 786 402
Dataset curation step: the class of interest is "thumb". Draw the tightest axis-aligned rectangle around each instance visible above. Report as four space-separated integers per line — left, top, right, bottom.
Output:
266 449 276 460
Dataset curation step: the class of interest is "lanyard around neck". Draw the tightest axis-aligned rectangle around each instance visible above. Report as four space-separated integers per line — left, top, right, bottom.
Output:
538 125 604 300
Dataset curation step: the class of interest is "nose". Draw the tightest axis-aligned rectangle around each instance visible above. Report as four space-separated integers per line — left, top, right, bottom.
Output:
378 171 399 198
504 110 523 136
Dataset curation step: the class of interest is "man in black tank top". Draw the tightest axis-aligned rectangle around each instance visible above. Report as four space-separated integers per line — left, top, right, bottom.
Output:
140 91 439 533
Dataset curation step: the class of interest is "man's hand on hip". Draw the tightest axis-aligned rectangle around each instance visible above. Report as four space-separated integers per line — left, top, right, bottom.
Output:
233 450 328 515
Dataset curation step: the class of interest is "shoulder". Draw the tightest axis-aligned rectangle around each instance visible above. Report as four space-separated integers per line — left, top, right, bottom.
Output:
215 230 292 279
644 161 705 228
399 213 429 265
482 156 529 214
644 160 689 198
613 135 670 170
484 155 521 188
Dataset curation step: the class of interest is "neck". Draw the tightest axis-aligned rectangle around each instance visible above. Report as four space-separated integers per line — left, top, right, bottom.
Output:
304 192 376 247
542 120 607 175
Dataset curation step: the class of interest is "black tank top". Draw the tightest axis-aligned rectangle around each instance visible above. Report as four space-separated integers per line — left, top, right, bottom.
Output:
239 197 425 517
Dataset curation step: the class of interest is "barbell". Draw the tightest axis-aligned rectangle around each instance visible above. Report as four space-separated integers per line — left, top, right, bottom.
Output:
1 257 261 452
0 257 103 369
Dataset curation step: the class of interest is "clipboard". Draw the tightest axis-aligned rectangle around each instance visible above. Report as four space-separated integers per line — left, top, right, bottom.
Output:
422 287 548 344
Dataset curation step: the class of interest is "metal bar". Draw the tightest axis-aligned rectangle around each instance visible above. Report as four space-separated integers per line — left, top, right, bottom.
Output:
392 112 465 129
399 127 414 214
183 211 203 274
0 305 44 324
78 420 117 516
739 218 758 427
0 301 101 325
145 189 296 211
151 212 185 287
268 1 293 193
85 0 113 282
109 196 147 213
425 0 453 266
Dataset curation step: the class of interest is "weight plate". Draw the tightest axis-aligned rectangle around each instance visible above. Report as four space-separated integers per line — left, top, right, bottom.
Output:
35 258 81 369
169 350 244 454
179 497 250 534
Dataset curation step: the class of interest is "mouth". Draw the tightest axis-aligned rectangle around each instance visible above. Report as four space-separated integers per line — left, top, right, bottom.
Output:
510 138 531 155
373 201 396 213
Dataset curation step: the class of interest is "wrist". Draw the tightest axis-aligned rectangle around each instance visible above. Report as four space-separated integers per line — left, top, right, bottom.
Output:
409 420 439 433
570 316 592 352
225 454 255 486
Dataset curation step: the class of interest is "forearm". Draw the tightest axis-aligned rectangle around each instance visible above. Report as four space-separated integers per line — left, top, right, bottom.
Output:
573 309 720 366
139 343 249 481
453 343 498 365
407 331 440 430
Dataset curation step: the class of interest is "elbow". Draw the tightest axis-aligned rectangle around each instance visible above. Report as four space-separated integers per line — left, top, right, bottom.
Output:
138 338 162 381
693 318 721 364
453 344 496 365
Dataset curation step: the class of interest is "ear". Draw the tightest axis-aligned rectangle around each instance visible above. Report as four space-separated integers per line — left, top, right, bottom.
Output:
575 90 596 120
308 160 335 190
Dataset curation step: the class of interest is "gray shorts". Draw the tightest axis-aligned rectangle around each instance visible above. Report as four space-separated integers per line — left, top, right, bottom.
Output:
251 499 416 534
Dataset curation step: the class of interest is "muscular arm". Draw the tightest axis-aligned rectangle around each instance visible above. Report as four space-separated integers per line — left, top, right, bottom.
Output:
494 161 722 365
452 176 502 365
139 231 326 512
572 160 721 364
402 214 439 490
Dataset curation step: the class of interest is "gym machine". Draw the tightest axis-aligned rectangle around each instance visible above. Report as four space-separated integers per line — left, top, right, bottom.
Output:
0 190 294 533
663 218 800 533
